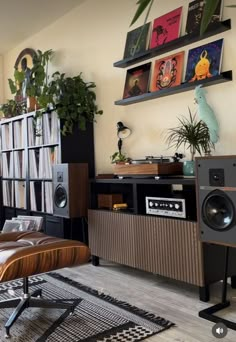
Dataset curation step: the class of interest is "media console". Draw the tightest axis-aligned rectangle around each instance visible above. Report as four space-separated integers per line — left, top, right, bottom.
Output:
88 177 236 301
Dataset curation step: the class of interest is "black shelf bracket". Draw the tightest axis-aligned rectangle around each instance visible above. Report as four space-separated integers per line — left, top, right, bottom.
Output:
199 246 236 331
114 19 231 69
114 71 233 106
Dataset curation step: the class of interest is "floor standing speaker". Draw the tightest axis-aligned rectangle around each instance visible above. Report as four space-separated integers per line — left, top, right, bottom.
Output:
52 163 88 218
196 155 236 247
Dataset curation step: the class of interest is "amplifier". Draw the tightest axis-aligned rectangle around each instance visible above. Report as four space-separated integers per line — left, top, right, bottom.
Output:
145 196 186 218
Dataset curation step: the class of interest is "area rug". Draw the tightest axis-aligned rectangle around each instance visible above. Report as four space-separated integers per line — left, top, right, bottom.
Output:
0 273 175 341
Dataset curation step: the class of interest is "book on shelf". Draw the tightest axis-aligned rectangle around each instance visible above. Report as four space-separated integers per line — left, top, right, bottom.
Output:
13 119 25 148
185 38 224 82
30 181 43 212
14 181 26 209
2 180 14 206
150 51 185 92
14 150 25 178
123 22 151 59
123 62 151 99
1 124 13 150
44 181 53 214
149 7 182 49
185 0 223 35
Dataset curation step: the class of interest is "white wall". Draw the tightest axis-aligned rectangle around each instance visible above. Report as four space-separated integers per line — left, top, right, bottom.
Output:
2 0 236 175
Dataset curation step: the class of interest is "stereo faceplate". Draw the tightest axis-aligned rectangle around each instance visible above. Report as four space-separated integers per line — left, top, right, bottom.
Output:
145 196 186 218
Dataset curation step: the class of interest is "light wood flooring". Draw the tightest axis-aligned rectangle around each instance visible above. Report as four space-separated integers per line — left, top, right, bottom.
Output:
57 259 236 342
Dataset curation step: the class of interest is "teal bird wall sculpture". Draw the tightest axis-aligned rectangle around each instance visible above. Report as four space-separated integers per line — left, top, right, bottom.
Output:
194 85 219 143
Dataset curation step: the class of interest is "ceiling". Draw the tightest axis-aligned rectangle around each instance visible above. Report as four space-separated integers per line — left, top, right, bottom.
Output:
0 0 85 54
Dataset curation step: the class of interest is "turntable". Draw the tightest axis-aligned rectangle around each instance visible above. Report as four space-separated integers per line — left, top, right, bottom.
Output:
113 154 183 177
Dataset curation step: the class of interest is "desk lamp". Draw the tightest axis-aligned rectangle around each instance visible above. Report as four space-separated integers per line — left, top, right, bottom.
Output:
117 121 131 154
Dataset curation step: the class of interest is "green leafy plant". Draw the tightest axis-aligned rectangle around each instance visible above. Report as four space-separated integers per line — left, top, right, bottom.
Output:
26 49 54 109
7 49 103 135
0 99 26 117
110 151 131 164
48 71 103 135
165 108 215 161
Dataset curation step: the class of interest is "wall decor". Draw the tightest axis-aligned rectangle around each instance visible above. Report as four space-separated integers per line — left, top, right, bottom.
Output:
150 51 184 92
185 38 224 82
123 62 151 98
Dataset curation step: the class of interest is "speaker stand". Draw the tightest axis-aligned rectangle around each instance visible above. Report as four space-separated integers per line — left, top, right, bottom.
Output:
199 246 236 330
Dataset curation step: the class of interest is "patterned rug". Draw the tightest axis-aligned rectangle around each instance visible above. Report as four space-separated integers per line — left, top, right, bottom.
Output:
0 273 175 341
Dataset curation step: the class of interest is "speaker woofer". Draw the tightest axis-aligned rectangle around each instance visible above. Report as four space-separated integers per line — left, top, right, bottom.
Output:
54 184 67 208
202 190 235 231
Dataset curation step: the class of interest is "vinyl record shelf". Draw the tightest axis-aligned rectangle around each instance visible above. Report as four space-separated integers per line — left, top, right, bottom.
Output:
114 19 231 69
114 71 233 106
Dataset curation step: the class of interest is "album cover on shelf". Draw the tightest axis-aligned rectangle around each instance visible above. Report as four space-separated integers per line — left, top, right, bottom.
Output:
149 7 182 49
185 0 223 35
123 22 151 59
150 51 185 92
123 62 151 99
185 38 223 83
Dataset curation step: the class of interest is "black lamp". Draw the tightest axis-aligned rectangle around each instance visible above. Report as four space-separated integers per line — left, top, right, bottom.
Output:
117 121 131 154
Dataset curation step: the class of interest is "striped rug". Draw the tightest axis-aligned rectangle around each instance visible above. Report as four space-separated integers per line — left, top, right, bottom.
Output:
0 273 175 341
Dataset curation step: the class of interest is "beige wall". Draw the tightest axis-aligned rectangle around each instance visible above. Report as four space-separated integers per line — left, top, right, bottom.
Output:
2 0 236 175
0 56 3 105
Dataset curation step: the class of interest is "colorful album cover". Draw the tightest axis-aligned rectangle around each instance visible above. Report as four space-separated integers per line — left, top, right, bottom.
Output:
185 0 223 35
149 7 182 49
123 22 151 59
123 62 151 99
150 51 185 92
185 38 223 82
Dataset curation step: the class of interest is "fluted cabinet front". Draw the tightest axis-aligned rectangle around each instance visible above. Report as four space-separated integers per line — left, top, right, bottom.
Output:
88 210 204 286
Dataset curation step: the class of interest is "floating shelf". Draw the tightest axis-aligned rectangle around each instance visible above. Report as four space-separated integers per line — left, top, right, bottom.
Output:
114 19 231 68
114 71 233 106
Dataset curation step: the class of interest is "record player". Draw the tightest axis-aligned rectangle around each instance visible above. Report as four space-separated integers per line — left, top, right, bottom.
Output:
113 153 183 177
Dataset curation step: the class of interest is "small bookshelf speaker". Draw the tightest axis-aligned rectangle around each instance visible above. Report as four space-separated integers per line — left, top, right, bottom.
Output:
52 163 88 218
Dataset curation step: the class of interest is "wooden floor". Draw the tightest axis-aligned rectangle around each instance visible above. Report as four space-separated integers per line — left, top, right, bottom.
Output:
57 259 236 342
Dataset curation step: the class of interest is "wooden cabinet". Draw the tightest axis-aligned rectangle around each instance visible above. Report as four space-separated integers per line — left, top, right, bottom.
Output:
88 177 236 301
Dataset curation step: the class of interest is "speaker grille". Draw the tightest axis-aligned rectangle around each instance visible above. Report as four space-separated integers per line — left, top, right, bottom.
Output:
54 184 67 208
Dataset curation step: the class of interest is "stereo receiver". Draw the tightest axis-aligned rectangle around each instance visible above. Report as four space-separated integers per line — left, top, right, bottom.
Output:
145 196 186 218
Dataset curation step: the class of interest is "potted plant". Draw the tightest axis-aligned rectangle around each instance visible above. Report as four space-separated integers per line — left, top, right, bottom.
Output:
165 108 215 175
0 99 26 118
8 49 103 135
110 151 131 164
48 71 103 135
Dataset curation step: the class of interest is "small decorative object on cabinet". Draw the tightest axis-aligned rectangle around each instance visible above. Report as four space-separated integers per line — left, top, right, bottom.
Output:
0 111 95 242
88 177 236 302
165 108 214 176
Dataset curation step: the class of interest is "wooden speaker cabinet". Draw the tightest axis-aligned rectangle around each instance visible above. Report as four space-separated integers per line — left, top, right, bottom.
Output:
52 163 88 218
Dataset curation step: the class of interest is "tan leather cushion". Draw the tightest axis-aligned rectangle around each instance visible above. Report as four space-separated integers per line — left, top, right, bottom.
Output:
0 232 90 282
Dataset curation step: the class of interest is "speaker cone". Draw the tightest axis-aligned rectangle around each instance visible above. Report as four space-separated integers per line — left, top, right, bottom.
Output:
202 190 234 231
54 184 67 208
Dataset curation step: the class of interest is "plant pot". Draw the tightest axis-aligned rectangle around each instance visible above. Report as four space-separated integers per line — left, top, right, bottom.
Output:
183 161 195 176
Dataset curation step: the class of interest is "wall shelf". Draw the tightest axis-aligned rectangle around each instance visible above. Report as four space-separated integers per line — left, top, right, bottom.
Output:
114 71 233 106
114 19 231 69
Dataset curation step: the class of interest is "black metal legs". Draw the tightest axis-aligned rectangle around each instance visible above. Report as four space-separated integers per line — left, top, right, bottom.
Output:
199 285 210 302
91 255 100 266
199 246 236 331
0 277 75 338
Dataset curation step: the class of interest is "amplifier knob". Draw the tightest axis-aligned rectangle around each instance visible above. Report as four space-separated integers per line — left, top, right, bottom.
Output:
175 204 180 209
149 201 154 207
